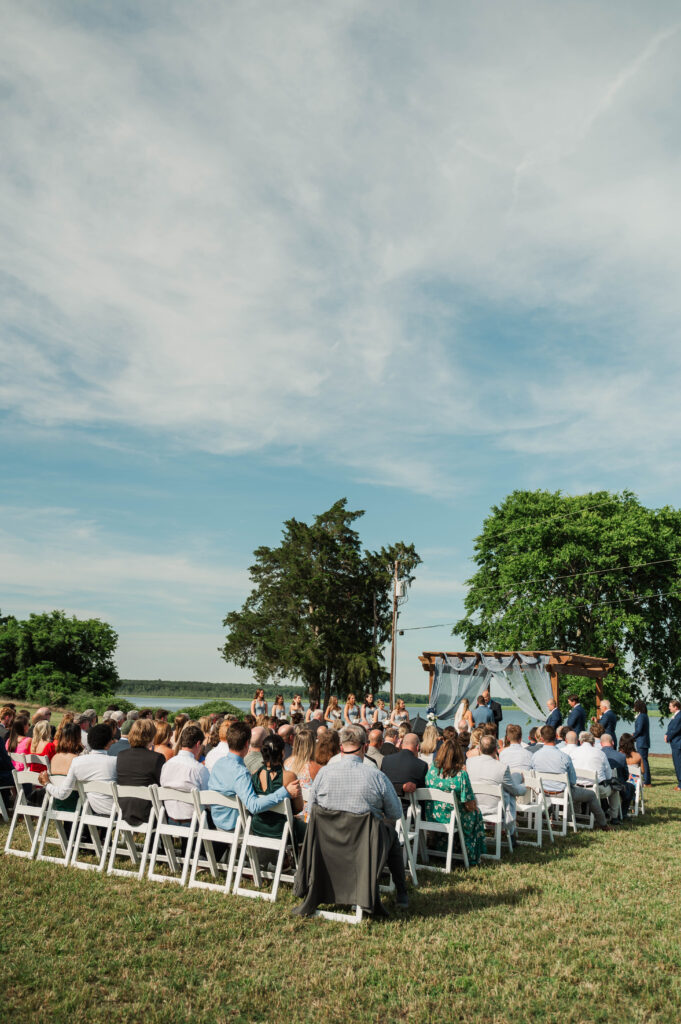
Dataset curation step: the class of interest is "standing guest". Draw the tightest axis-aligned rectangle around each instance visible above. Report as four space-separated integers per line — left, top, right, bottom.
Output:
546 699 563 730
305 701 319 724
160 724 209 824
390 699 410 728
418 724 440 767
48 722 84 814
251 689 268 718
116 719 164 826
38 723 117 815
471 696 493 727
244 726 268 774
28 720 56 772
481 690 503 727
566 695 586 735
361 693 376 728
284 729 320 787
324 696 342 724
171 715 189 753
6 716 31 771
664 699 681 790
344 693 361 726
381 733 427 800
153 722 175 761
0 705 15 742
252 734 305 842
365 729 385 769
424 735 486 866
289 694 304 718
273 695 287 721
454 699 474 732
633 700 651 786
314 731 340 767
208 721 300 833
597 700 618 744
372 699 390 727
499 725 533 773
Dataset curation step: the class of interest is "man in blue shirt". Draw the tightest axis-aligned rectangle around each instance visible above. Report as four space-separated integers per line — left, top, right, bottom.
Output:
531 725 609 829
208 721 300 832
472 695 494 727
566 696 586 735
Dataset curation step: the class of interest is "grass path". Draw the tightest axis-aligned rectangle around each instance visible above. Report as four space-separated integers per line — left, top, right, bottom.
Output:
2 757 680 1023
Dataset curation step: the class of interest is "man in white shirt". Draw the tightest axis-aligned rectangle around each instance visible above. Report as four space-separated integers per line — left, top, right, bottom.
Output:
562 731 580 762
160 724 209 822
38 723 116 814
572 731 616 820
204 720 231 773
499 725 532 772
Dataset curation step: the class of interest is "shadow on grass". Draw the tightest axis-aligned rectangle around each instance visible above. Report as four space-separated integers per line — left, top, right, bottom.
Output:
404 880 541 920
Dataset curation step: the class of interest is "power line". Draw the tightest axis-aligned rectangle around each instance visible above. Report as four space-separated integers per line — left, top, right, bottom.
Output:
478 497 631 543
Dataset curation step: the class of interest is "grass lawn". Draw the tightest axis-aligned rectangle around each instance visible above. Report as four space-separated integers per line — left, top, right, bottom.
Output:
2 757 680 1024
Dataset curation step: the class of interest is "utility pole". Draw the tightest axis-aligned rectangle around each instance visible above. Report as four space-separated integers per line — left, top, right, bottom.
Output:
389 559 399 707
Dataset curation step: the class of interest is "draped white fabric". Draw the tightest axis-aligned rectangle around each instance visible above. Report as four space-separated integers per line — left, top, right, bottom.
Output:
429 653 553 721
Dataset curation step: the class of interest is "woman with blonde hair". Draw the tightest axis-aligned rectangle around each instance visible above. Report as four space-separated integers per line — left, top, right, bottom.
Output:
27 719 56 773
466 727 484 759
171 714 189 753
396 722 409 748
198 715 212 736
53 712 75 749
272 694 287 721
419 724 440 767
153 722 174 761
344 693 361 726
390 698 410 728
324 695 342 723
284 728 320 787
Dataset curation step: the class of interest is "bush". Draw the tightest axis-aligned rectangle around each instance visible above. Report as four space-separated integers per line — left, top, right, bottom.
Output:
171 700 243 721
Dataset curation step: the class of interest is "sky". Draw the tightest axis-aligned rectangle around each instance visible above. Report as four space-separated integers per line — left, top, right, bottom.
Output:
2 1 681 694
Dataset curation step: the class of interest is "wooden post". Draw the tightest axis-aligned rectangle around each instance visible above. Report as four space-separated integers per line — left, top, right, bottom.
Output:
595 676 603 718
428 666 434 701
549 661 559 705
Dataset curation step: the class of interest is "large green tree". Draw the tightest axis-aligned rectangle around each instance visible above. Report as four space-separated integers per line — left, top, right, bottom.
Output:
221 499 420 704
454 490 681 718
0 610 119 704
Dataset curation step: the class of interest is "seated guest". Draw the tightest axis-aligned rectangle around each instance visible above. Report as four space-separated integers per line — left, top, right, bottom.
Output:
600 733 635 817
77 710 97 750
39 723 117 815
307 709 325 736
572 732 616 818
204 720 231 772
116 719 165 826
0 726 15 803
154 708 170 724
531 725 609 830
0 704 15 743
160 724 209 823
284 728 319 786
29 706 54 739
201 722 221 762
138 708 154 720
49 721 84 795
365 729 385 769
153 722 175 761
471 695 494 727
457 729 471 752
526 727 542 753
381 732 427 800
171 715 189 753
555 726 567 748
466 727 484 760
208 721 300 832
278 723 294 760
467 735 526 841
252 733 305 842
244 726 268 774
314 730 340 767
107 713 130 756
499 725 532 772
590 722 605 747
381 727 399 758
419 724 440 767
6 715 31 771
307 724 410 909
424 735 486 865
619 733 643 771
562 731 580 761
28 720 56 771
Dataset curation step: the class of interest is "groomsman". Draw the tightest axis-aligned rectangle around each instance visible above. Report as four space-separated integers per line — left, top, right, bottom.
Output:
545 699 562 730
665 699 681 790
566 695 586 734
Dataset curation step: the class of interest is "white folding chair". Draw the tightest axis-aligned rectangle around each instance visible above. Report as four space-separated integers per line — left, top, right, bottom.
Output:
396 804 419 885
533 771 576 835
515 772 554 847
36 775 83 866
4 766 49 859
470 781 513 860
233 797 299 902
0 786 10 824
572 768 603 830
188 790 242 894
70 780 117 872
629 765 645 816
148 785 198 886
107 784 157 879
410 787 469 872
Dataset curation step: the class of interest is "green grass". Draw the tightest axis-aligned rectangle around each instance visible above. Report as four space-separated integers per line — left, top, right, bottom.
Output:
3 757 681 1023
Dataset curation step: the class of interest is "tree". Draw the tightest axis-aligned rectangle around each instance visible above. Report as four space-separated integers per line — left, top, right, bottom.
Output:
454 490 681 718
0 610 119 704
221 499 420 704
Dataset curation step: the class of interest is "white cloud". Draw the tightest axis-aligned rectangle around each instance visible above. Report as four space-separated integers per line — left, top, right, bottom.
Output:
2 2 681 492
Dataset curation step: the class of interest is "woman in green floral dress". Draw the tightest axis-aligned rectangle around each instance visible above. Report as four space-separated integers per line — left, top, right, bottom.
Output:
424 736 486 866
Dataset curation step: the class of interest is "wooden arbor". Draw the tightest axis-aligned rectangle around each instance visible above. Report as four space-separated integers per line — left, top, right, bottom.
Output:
419 650 614 713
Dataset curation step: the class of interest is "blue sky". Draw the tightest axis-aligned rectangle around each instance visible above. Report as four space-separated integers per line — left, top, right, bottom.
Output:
2 1 681 692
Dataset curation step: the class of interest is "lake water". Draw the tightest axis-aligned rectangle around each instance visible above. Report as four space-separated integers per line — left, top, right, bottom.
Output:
119 695 673 754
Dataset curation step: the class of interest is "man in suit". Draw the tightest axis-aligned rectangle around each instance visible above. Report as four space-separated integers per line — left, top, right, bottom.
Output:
365 729 385 769
566 695 586 735
633 699 651 785
481 690 503 727
380 733 427 801
664 699 681 790
600 734 635 817
467 735 526 842
545 699 562 730
381 727 399 758
598 700 618 745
